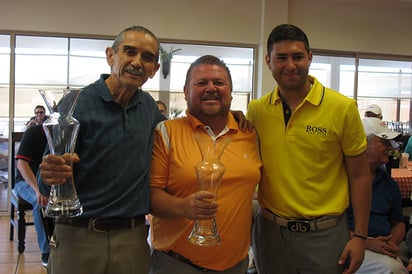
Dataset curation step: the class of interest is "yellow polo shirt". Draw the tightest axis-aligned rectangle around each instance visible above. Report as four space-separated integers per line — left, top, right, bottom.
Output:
150 111 262 271
247 76 366 218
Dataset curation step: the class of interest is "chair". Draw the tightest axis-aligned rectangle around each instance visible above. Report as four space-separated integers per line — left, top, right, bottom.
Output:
9 131 34 253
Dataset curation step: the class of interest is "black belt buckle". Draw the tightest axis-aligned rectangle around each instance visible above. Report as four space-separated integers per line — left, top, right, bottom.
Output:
287 220 311 232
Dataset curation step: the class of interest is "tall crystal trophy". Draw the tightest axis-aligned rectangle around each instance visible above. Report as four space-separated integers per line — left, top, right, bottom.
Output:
188 134 230 246
39 89 83 218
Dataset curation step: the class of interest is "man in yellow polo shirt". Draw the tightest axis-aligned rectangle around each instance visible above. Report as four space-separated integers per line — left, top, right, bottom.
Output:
247 24 372 274
149 55 262 273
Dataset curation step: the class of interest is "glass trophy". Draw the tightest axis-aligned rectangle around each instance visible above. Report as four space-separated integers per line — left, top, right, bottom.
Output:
188 134 230 246
39 89 83 218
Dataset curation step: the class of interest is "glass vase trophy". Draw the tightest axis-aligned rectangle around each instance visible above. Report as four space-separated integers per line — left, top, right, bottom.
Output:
39 89 83 218
188 134 230 246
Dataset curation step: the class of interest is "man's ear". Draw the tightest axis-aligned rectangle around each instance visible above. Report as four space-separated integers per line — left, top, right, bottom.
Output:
105 47 114 67
265 54 271 69
183 85 188 101
149 63 160 79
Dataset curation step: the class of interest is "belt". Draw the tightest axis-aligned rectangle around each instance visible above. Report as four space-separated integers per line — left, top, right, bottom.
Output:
261 208 340 232
55 216 145 232
165 251 211 272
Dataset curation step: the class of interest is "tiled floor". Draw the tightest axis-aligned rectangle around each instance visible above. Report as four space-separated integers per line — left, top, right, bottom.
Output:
0 215 46 274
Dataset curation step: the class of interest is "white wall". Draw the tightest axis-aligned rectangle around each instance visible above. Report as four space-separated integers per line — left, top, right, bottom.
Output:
1 0 411 97
289 0 412 55
0 0 262 43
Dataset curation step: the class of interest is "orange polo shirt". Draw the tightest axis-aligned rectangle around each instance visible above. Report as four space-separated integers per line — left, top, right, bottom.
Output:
150 112 261 271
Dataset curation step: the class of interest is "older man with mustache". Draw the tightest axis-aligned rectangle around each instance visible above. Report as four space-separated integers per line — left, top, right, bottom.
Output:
38 26 166 274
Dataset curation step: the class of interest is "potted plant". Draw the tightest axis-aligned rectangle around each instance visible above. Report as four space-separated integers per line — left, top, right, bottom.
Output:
160 47 181 79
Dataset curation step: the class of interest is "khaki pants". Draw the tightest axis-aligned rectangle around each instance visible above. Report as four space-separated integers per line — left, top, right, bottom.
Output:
252 210 350 274
48 222 150 274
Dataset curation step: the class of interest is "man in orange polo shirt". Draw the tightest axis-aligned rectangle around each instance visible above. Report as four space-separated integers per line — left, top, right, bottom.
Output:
149 55 262 273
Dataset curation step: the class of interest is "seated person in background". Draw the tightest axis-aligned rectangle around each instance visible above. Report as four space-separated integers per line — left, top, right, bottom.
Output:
14 124 49 267
403 136 412 160
24 105 49 129
347 117 407 274
156 100 168 119
364 104 383 120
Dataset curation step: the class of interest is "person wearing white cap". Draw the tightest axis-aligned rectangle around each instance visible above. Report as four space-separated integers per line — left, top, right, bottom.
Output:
365 104 383 120
347 117 407 274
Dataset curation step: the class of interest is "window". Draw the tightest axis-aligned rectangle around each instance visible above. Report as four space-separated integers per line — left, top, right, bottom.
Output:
0 34 10 212
358 59 412 99
145 43 255 117
12 36 113 131
15 36 68 85
69 38 111 86
357 59 412 122
0 34 10 132
310 55 356 98
7 37 256 128
311 52 412 128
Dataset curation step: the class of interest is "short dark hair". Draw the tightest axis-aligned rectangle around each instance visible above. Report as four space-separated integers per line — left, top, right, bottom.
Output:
34 105 46 112
184 55 232 89
111 26 160 62
267 24 310 55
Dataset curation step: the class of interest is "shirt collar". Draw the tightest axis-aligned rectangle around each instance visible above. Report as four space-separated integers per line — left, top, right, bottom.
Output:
98 74 141 107
269 75 325 107
185 110 239 138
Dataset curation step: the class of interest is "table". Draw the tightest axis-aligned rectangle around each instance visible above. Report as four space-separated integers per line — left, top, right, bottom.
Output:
391 166 412 199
